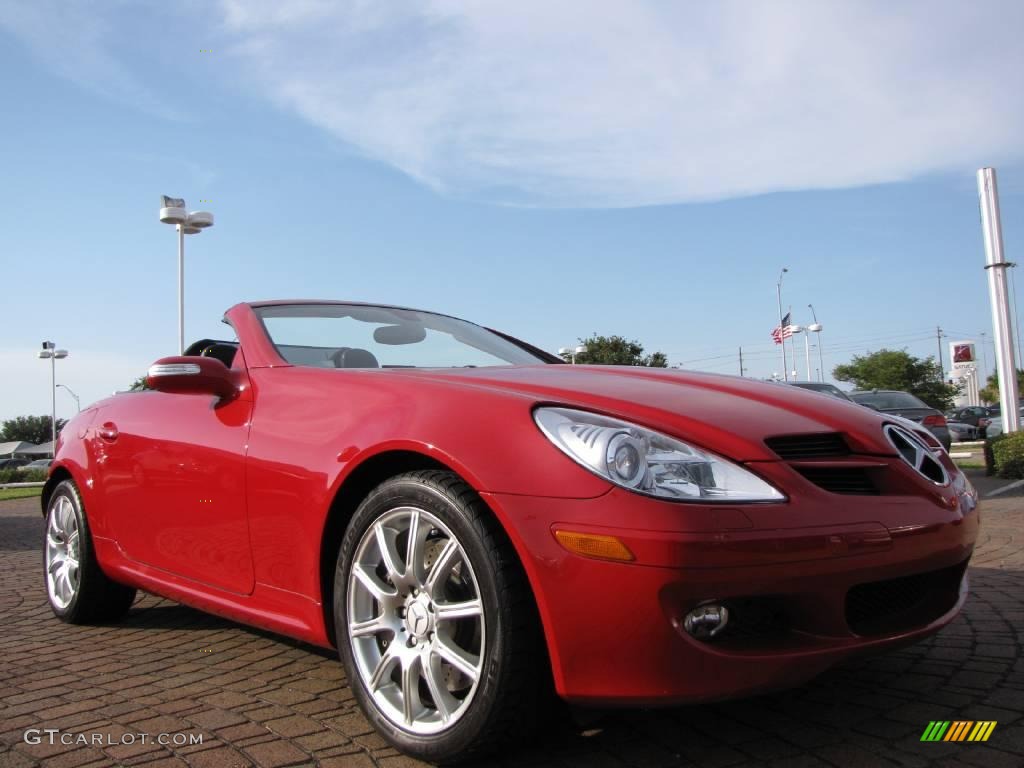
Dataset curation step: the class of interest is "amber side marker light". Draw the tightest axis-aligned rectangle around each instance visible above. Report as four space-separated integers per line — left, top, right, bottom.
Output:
554 530 634 562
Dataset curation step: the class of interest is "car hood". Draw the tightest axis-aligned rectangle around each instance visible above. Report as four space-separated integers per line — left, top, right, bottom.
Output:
386 365 897 462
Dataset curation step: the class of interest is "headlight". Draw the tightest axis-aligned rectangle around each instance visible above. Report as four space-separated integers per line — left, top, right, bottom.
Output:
534 407 785 502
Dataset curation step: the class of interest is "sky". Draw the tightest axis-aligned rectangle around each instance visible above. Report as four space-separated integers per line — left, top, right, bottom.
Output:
2 0 1024 423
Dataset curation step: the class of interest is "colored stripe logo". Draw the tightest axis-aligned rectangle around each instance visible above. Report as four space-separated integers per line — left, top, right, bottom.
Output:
921 721 997 742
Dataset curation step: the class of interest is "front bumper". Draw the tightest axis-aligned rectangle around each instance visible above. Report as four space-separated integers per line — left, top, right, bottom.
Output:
482 457 979 705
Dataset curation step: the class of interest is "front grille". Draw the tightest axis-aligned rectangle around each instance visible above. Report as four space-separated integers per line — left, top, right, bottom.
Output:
795 467 878 495
766 433 850 460
845 560 967 636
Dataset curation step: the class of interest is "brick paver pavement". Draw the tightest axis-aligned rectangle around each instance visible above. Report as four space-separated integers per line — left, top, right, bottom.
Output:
1 492 1021 768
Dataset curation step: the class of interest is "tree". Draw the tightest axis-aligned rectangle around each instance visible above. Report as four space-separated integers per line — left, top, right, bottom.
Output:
1 415 68 444
129 376 151 392
562 334 668 367
978 369 1024 404
833 349 960 411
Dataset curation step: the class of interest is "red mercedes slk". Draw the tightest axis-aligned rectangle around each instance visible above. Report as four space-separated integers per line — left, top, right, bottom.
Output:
42 300 978 762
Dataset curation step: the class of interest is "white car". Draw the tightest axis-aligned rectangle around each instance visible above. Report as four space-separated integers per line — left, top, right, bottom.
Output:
947 422 980 442
984 407 1024 438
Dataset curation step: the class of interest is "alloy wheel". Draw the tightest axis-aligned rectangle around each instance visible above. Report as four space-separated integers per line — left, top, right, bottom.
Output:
45 495 80 609
347 505 486 735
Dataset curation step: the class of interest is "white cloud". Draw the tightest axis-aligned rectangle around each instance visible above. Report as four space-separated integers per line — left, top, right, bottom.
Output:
217 0 1024 206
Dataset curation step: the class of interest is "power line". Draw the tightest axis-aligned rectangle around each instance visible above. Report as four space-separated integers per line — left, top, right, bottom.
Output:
669 327 936 364
681 333 939 373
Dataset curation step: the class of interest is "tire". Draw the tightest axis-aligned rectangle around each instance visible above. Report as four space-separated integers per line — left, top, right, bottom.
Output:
334 470 547 763
44 479 137 623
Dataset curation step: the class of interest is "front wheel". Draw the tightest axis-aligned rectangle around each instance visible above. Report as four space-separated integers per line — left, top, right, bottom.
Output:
44 479 136 623
335 470 546 763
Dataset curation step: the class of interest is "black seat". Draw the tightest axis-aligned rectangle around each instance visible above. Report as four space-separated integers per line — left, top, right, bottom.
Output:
200 343 238 367
184 338 239 367
331 347 379 369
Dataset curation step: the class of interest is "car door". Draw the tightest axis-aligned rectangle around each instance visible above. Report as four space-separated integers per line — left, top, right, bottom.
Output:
89 350 255 595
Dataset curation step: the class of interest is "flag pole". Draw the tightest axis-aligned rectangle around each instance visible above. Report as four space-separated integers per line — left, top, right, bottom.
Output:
776 268 788 381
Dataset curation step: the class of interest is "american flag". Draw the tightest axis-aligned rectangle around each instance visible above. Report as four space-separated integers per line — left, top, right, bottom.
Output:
771 312 795 344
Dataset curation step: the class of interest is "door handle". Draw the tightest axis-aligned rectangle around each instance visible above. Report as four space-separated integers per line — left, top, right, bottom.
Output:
98 422 119 441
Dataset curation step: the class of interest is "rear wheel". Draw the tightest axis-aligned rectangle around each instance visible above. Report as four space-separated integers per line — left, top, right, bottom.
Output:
335 470 546 763
44 480 136 623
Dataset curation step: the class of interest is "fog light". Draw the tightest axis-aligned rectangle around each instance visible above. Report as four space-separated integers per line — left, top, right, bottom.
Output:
683 603 729 639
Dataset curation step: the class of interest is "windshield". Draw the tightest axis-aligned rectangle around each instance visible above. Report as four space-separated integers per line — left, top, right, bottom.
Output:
255 303 548 369
850 391 928 410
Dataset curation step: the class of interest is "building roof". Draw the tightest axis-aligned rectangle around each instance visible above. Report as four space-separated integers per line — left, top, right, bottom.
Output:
0 441 39 457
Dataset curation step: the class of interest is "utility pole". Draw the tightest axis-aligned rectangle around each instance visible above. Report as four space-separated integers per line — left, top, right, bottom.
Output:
936 326 944 379
738 347 745 377
978 167 1020 433
979 331 989 385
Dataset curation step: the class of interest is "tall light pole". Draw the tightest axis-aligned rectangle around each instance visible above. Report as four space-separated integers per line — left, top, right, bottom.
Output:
558 345 587 364
56 384 81 413
788 326 812 380
159 196 214 354
776 268 789 381
978 168 1020 434
37 342 68 449
808 303 824 382
802 327 812 380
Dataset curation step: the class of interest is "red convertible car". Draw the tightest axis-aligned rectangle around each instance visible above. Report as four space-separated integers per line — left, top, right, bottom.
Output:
42 300 979 762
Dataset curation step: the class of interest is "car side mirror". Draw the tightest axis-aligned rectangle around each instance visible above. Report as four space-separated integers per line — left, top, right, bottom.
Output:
146 356 238 399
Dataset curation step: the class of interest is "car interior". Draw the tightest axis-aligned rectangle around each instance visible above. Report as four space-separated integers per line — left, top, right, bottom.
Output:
184 339 240 367
183 338 383 369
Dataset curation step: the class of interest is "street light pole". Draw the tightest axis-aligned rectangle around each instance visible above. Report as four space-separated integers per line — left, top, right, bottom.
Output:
558 345 587 364
50 353 55 443
803 330 812 380
56 384 81 413
37 342 68 449
160 196 214 355
776 268 789 381
808 303 825 382
178 222 185 355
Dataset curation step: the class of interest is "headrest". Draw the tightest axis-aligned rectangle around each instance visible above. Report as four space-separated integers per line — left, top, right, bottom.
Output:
333 347 379 369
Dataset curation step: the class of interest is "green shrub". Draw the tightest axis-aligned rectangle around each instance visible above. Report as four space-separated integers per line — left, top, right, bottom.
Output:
991 432 1024 479
0 467 47 484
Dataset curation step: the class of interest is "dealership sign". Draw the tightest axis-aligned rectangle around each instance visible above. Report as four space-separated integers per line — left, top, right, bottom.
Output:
949 341 976 372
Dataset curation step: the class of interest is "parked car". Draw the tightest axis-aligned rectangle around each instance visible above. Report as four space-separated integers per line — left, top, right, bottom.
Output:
0 458 30 470
849 390 952 451
981 407 1024 439
949 406 991 429
42 300 979 763
985 401 1024 417
23 459 53 470
787 382 947 451
786 381 852 401
946 422 980 442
